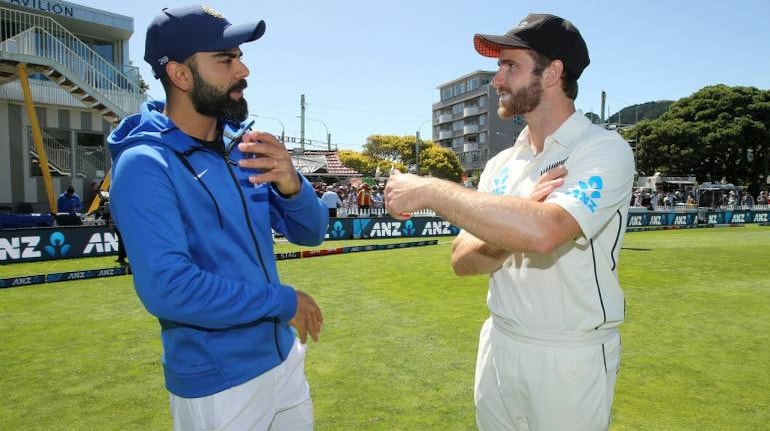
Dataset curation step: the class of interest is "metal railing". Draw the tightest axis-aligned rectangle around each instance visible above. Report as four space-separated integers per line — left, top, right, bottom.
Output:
0 6 144 116
27 127 107 178
27 127 69 175
76 146 106 179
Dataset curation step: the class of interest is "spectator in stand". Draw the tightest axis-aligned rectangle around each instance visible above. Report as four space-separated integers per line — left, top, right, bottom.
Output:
741 191 754 208
57 185 82 214
346 185 358 212
728 190 738 206
652 191 662 209
686 193 696 207
665 191 676 208
321 185 342 217
371 186 384 211
758 190 768 206
356 183 372 212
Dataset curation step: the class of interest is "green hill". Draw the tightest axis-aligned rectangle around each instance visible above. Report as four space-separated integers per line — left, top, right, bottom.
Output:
586 100 673 125
608 101 673 125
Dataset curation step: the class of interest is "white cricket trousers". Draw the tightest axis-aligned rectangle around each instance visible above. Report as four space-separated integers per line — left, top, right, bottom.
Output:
170 340 313 431
474 316 621 431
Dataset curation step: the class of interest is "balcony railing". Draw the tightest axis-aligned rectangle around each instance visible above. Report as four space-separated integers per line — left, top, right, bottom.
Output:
1 6 145 117
27 127 70 176
27 127 107 178
458 148 489 168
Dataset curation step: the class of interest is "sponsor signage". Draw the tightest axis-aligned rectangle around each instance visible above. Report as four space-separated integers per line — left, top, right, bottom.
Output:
4 0 74 17
626 209 770 229
325 217 460 241
0 226 118 263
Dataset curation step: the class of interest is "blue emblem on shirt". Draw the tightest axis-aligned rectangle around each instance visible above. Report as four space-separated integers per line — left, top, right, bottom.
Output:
568 176 603 213
492 167 510 195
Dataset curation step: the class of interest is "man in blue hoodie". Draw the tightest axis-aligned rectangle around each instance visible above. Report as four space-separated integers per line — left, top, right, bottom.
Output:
108 5 328 430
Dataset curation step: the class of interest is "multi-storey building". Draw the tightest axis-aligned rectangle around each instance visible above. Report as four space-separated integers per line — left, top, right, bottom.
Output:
0 0 145 213
432 70 525 177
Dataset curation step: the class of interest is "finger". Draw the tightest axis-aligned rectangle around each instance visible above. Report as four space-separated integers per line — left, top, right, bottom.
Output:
541 165 568 182
238 141 281 159
308 320 321 341
297 325 308 344
238 156 278 171
388 210 411 221
243 131 280 145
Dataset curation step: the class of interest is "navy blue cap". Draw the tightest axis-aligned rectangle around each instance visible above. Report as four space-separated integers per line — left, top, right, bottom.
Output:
144 5 266 79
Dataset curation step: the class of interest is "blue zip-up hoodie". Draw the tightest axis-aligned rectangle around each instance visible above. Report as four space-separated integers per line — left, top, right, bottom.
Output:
108 101 328 398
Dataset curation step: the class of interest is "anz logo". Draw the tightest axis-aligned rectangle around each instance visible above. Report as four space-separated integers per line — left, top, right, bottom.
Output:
83 232 119 254
568 176 604 213
44 231 71 257
0 231 71 261
327 221 347 239
370 221 404 237
421 221 458 236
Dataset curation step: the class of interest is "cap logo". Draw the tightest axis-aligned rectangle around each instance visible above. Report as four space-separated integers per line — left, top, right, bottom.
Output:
201 5 224 19
515 20 529 29
158 55 168 66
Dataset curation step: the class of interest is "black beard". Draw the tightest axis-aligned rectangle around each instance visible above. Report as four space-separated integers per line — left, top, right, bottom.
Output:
189 67 248 122
497 76 543 119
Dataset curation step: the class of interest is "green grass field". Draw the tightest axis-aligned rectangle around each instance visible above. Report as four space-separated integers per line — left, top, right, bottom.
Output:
1 226 769 430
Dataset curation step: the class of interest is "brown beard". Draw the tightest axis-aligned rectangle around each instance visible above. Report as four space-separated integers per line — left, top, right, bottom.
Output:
497 75 543 119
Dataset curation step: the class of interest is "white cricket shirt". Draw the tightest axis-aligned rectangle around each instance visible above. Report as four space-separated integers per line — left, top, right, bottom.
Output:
478 111 635 332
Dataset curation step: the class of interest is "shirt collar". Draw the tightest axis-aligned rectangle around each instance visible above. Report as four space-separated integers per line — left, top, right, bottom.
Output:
513 110 591 153
550 110 591 148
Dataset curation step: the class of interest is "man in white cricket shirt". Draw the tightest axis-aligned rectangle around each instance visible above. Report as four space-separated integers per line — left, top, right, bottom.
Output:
384 13 635 430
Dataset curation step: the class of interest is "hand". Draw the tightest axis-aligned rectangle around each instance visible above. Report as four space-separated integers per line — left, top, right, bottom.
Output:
238 131 301 196
530 165 567 202
384 169 429 220
289 290 323 343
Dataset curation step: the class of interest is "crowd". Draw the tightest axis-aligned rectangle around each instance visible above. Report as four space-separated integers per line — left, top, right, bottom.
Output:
313 182 386 216
631 188 770 210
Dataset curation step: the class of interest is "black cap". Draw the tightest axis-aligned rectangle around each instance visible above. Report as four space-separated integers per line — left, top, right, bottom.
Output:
144 5 266 79
474 13 589 78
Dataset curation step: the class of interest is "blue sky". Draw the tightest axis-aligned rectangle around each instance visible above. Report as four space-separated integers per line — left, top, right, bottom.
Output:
77 0 770 151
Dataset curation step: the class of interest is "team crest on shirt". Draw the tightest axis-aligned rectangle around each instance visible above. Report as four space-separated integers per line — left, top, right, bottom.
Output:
491 166 510 195
201 5 225 19
568 175 604 213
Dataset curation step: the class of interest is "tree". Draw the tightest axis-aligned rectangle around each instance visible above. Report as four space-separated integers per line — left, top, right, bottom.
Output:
339 135 463 181
418 143 463 181
337 150 377 176
363 135 417 165
628 85 770 192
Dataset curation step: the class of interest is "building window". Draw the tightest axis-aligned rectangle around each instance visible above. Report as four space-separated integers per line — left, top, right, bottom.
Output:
77 132 108 180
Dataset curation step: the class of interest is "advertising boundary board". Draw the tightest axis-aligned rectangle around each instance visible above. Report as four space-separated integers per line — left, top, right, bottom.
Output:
1 241 437 289
2 211 768 263
1 226 117 264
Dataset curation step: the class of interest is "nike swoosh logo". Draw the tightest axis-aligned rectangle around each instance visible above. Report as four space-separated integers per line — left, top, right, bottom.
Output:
194 169 209 180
